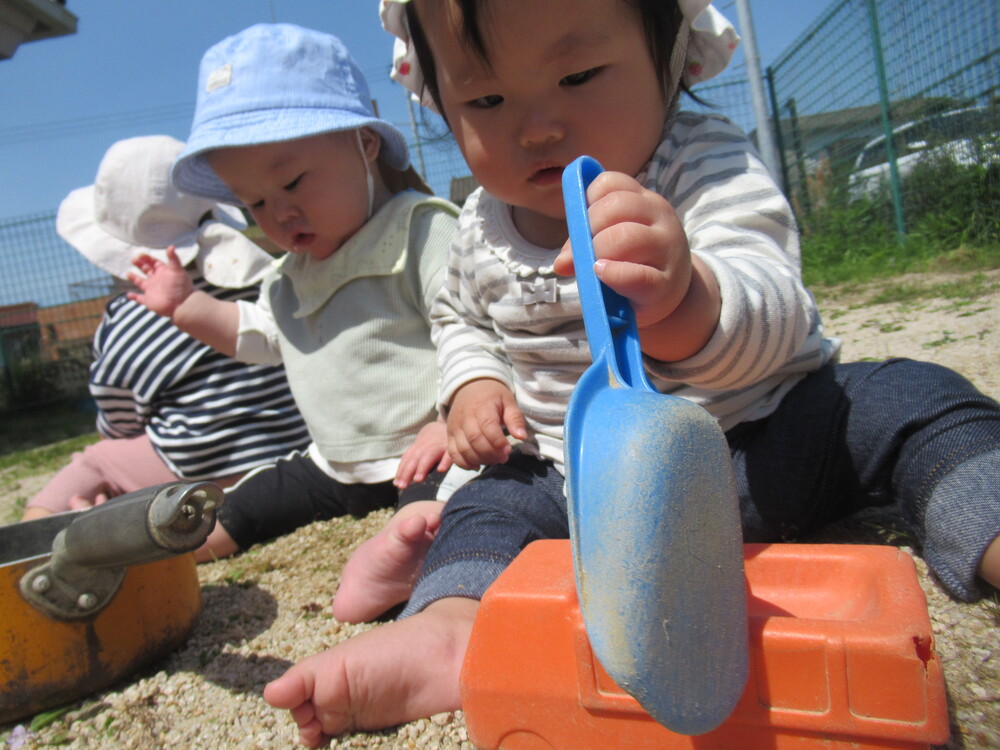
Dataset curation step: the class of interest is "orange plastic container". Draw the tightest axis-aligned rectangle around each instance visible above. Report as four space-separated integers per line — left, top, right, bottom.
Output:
460 540 949 750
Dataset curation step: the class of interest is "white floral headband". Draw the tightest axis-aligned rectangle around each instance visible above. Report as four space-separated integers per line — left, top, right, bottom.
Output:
379 0 740 112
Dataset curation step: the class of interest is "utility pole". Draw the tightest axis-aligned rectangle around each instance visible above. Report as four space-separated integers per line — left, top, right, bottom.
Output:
406 94 427 179
733 0 782 185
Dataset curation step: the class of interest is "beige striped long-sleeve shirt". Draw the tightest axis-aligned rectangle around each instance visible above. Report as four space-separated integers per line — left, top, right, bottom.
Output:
431 112 840 473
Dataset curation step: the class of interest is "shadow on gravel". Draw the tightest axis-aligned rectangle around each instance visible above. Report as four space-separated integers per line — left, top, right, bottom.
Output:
160 582 288 695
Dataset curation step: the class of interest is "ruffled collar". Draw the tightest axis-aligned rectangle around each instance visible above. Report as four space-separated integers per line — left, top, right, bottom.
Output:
474 189 561 278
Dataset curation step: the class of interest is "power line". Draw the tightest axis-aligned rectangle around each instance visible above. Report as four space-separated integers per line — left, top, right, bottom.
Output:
0 103 195 144
0 64 402 146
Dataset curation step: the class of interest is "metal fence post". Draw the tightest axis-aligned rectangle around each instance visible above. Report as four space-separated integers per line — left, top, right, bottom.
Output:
734 0 782 184
0 334 13 408
865 0 906 240
765 67 791 199
785 97 812 215
406 94 428 180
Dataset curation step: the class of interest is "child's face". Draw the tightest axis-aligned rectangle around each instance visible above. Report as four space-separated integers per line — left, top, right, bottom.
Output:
207 131 374 260
415 0 667 235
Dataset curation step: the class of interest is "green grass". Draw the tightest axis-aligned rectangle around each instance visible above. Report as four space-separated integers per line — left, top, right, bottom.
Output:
0 432 100 476
810 259 998 311
867 272 999 305
0 431 100 522
799 157 1000 287
802 238 1000 289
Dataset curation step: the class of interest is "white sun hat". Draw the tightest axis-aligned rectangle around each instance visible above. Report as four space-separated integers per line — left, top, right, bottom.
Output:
379 0 740 112
57 135 275 289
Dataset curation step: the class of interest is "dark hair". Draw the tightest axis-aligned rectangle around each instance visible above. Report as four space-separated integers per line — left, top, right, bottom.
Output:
405 0 691 119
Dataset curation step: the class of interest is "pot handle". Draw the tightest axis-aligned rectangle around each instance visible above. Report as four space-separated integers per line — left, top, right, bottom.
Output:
20 482 223 621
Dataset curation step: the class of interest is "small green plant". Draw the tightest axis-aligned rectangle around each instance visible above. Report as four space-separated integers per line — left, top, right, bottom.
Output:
29 705 73 731
956 306 991 318
224 568 246 584
859 317 906 334
924 330 960 348
870 273 998 305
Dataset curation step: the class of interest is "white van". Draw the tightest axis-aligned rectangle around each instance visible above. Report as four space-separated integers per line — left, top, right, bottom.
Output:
847 106 998 201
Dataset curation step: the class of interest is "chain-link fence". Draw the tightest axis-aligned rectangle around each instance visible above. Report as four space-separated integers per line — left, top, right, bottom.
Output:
0 212 129 412
766 0 999 247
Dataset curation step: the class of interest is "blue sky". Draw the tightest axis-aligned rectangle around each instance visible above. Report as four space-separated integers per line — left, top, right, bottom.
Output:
0 0 826 222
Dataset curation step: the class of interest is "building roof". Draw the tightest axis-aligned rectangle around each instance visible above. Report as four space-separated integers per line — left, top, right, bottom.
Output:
0 0 77 60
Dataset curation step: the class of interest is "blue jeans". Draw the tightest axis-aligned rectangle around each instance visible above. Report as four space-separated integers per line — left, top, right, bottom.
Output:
403 359 1000 614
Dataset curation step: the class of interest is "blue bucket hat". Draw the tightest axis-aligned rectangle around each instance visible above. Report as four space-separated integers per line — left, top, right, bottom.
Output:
172 23 410 205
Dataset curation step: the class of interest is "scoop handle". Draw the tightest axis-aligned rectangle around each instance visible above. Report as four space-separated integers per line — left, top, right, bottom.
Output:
562 156 654 392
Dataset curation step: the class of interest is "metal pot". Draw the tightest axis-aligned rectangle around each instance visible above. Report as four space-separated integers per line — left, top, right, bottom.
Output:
0 482 222 724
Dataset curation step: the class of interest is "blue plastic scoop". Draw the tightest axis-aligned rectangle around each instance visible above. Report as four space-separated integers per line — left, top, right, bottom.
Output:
562 156 748 735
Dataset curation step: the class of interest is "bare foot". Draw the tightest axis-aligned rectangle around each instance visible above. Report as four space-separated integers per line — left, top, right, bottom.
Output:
67 492 109 511
332 500 442 623
979 533 1000 590
264 596 478 746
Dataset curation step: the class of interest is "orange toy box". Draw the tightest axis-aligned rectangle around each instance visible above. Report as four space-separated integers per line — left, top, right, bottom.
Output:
460 540 949 750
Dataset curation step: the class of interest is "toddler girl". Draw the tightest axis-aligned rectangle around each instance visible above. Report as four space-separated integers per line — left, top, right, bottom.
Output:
263 2 1000 745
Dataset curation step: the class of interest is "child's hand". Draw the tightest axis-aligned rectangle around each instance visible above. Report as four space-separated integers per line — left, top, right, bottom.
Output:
395 421 453 489
553 171 689 328
127 246 194 318
446 379 528 470
553 171 720 362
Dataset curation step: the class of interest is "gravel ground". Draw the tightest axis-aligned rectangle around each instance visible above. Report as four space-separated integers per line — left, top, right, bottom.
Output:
1 269 998 749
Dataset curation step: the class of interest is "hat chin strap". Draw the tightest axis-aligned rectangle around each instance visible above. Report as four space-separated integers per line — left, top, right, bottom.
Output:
356 129 376 219
666 18 691 109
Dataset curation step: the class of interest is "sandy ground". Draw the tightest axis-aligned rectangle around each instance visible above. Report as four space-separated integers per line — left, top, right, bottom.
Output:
1 269 998 749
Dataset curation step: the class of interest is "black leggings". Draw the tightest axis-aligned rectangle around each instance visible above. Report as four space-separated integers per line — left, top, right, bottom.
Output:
217 450 444 551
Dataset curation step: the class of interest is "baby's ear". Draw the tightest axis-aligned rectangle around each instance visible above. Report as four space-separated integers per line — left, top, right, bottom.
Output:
360 127 382 161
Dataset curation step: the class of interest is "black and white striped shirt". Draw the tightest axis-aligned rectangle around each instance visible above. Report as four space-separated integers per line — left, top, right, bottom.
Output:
90 277 310 479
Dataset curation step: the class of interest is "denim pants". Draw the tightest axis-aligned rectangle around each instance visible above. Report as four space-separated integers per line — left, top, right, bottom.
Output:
403 358 1000 614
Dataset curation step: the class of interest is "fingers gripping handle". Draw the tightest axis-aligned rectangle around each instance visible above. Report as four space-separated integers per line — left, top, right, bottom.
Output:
562 156 656 393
